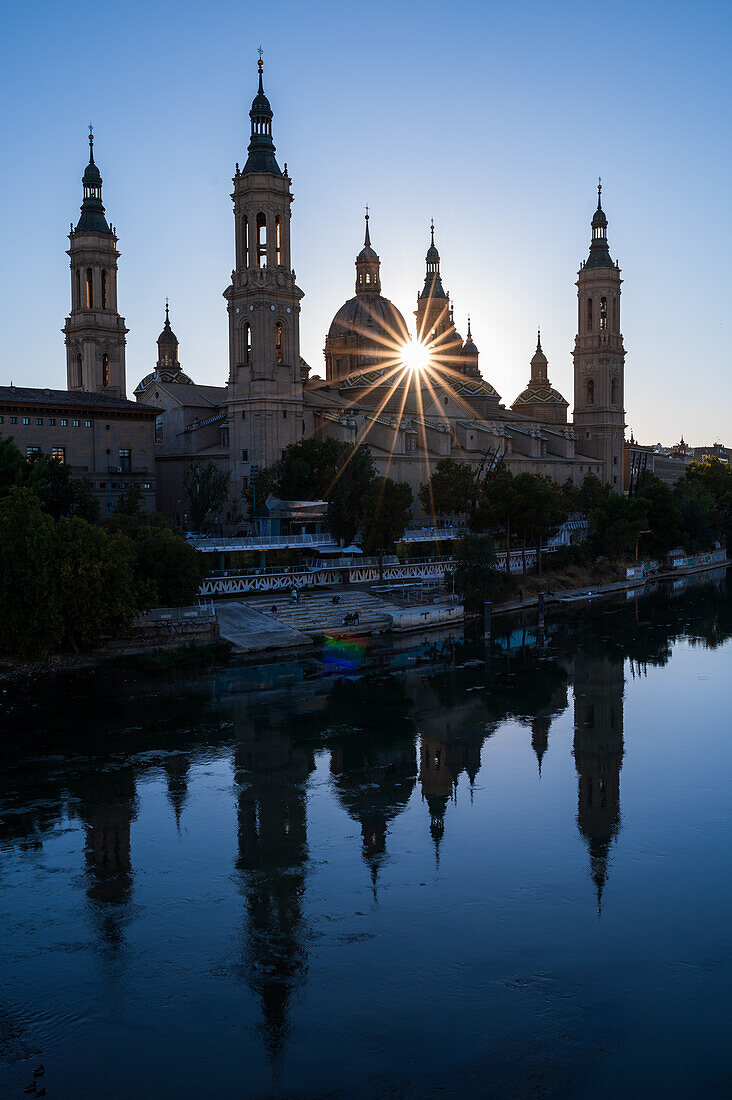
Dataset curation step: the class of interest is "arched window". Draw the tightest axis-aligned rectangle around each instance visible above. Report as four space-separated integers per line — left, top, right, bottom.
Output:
275 322 284 364
102 354 110 388
243 323 252 363
75 270 81 309
275 216 282 266
365 272 371 284
256 212 267 268
101 270 108 309
243 215 249 267
600 297 608 331
86 268 93 309
75 353 82 388
611 378 617 405
586 379 595 405
586 297 593 330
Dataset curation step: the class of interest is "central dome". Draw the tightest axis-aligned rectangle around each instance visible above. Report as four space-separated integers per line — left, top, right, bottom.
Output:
324 216 410 384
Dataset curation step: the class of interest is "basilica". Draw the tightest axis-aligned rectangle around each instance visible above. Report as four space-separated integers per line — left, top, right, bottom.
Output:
52 58 627 523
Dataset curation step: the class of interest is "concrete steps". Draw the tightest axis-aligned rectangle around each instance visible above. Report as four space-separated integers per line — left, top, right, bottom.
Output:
247 591 397 636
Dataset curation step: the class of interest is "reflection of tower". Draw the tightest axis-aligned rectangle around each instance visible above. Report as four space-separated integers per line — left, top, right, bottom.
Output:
329 725 416 893
531 715 551 774
162 753 190 829
418 728 484 861
234 721 315 1063
572 654 625 912
73 766 138 949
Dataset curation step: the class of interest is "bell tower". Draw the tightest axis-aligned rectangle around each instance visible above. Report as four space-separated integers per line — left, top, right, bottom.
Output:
63 129 128 396
225 55 304 494
573 183 626 489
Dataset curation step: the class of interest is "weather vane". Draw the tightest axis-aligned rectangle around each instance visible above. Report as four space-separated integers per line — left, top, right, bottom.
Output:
258 45 263 60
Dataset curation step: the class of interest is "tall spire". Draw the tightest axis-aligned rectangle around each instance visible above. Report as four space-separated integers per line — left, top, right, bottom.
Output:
355 211 381 294
242 52 282 175
586 177 613 268
75 127 111 234
420 220 447 299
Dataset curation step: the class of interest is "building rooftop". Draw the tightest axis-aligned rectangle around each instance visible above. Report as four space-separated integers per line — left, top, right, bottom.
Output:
0 386 159 413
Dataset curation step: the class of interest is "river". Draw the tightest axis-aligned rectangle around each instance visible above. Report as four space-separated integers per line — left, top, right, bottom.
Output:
2 569 731 1098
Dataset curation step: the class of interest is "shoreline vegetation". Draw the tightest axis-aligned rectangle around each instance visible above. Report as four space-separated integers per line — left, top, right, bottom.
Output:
1 557 726 688
3 434 732 683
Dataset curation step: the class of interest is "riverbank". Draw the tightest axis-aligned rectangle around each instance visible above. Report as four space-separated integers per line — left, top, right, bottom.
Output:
1 557 728 686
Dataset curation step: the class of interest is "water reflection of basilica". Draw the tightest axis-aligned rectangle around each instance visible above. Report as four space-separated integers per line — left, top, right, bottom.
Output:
1 642 629 1064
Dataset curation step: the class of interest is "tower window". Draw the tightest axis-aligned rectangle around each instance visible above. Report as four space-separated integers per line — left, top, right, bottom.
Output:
102 354 110 388
275 216 282 266
101 270 108 309
75 270 81 309
75 353 82 388
600 297 608 331
586 379 595 405
586 297 593 329
243 322 252 363
243 215 249 267
613 298 619 330
256 212 267 268
275 322 284 364
86 268 93 308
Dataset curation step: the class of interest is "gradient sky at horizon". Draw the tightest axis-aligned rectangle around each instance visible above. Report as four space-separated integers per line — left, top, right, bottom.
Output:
1 0 730 445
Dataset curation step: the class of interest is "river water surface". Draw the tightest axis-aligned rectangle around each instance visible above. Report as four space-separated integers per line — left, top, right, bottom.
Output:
2 571 732 1098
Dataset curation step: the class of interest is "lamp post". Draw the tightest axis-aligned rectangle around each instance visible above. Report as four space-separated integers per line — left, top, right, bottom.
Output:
635 529 651 561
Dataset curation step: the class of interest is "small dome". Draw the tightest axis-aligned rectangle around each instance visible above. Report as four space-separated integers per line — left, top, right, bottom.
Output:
512 385 568 408
357 244 379 265
82 160 102 187
426 242 439 264
592 204 607 230
462 340 478 356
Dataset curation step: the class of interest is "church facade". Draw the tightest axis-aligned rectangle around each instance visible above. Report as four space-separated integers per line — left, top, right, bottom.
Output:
133 60 627 522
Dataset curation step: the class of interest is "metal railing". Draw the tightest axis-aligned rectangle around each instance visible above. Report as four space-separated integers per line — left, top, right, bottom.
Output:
188 532 338 552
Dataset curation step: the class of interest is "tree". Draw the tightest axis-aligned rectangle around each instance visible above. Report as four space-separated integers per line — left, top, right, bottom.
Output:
360 478 413 554
244 465 279 520
419 458 476 520
510 474 567 574
326 444 376 544
0 488 61 658
55 518 140 650
0 435 26 497
276 437 347 501
133 525 205 607
471 465 519 574
452 534 501 612
183 461 230 531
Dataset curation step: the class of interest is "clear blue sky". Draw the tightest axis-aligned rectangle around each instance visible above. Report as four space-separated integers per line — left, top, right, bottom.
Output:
1 0 730 445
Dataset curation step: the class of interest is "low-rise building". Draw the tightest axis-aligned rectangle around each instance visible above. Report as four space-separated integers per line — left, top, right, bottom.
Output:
0 386 158 513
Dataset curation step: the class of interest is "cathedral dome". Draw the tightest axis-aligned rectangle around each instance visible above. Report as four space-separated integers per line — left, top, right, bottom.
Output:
327 294 408 347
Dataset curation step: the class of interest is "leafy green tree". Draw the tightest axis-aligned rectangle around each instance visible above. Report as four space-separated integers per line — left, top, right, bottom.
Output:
419 458 476 519
360 477 413 554
452 533 501 612
133 525 205 607
25 453 98 520
0 435 26 497
677 458 732 548
182 461 230 531
0 488 61 658
633 478 683 557
276 437 347 500
471 465 520 573
510 473 567 574
55 518 141 650
115 483 143 516
326 444 376 544
244 465 279 519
